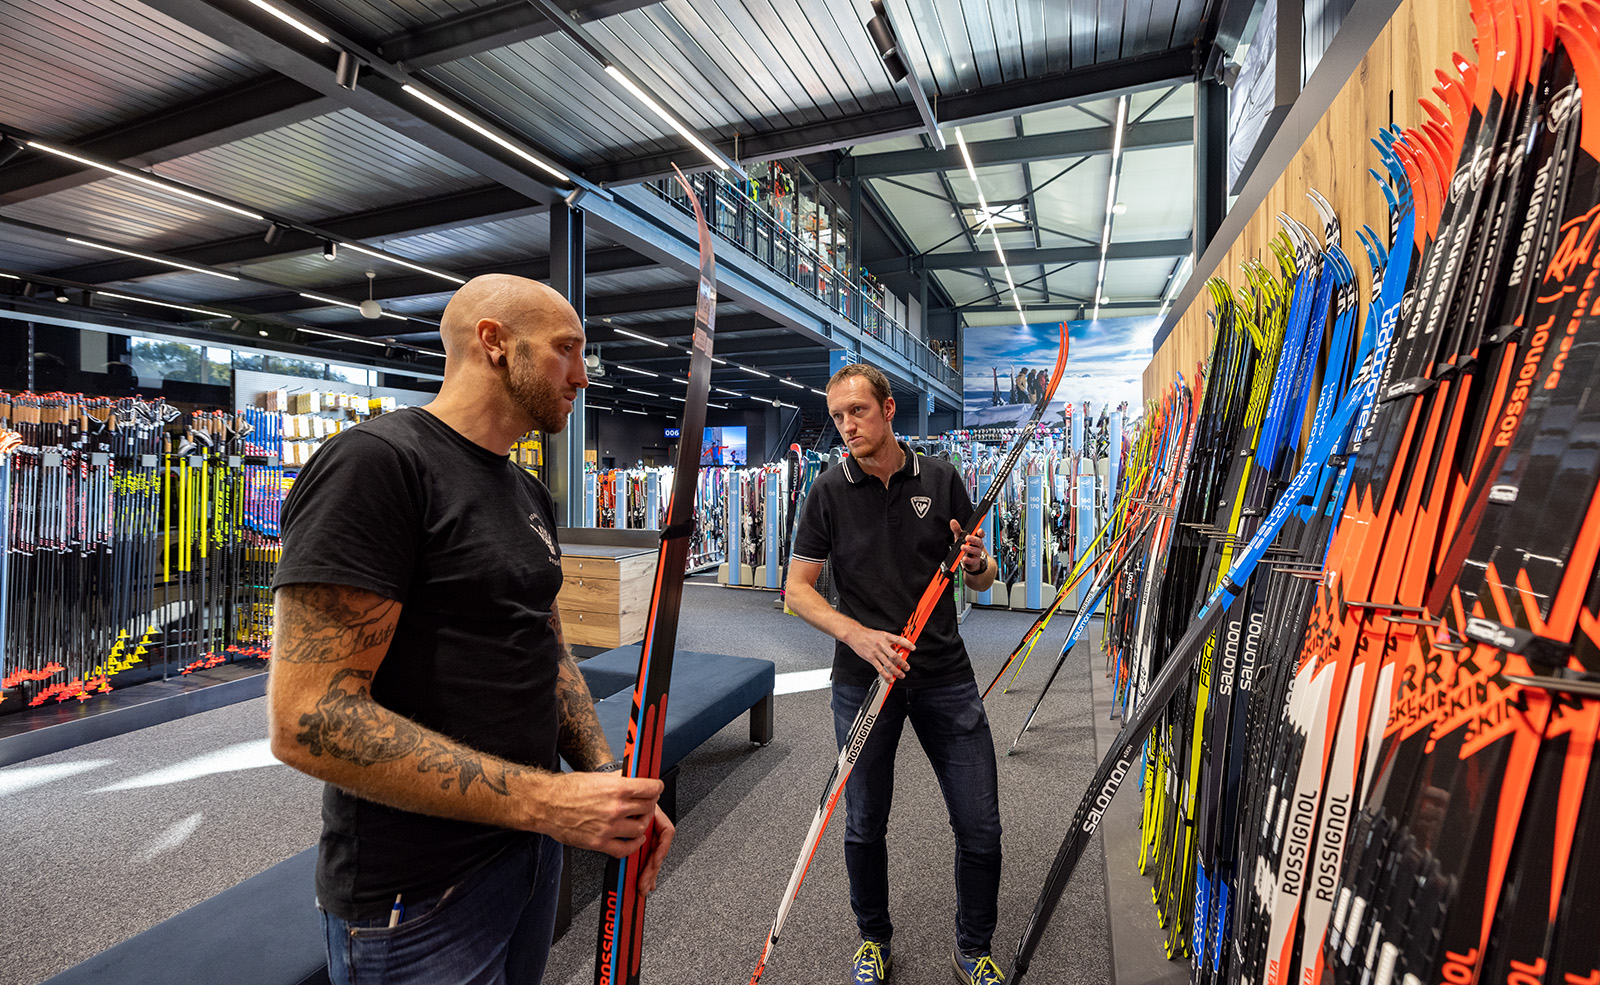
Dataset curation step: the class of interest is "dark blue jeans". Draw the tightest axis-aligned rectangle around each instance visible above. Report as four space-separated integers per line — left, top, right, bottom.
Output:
831 677 1003 954
320 835 562 985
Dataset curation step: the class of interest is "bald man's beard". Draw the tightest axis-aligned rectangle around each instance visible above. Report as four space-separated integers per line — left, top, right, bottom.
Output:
507 344 571 433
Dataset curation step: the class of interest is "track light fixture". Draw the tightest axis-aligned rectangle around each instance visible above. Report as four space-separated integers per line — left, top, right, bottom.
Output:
263 222 286 246
21 281 38 298
866 1 908 82
0 135 23 168
322 240 337 262
335 49 362 90
52 287 69 303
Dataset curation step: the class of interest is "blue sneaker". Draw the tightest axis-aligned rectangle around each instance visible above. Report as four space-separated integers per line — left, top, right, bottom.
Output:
851 940 891 984
952 948 1005 984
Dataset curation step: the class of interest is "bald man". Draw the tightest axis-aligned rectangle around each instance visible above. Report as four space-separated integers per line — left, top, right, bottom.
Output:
268 275 673 985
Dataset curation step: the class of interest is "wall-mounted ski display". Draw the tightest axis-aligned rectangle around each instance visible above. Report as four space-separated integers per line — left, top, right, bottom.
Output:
1011 6 1600 985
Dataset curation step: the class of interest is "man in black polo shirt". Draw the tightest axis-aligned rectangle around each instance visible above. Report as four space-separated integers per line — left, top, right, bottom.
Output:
786 363 1005 985
267 274 673 985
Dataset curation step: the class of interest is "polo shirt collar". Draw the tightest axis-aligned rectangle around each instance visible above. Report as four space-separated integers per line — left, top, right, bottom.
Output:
841 441 919 484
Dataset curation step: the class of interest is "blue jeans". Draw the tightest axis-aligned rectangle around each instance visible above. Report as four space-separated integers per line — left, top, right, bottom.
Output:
831 677 1003 954
320 835 562 985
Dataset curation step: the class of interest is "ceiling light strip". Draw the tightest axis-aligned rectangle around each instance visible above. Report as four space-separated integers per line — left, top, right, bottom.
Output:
29 143 265 221
618 365 657 377
67 238 240 281
603 66 728 172
242 0 330 44
613 327 669 347
955 126 1024 317
1094 96 1129 321
339 242 465 285
97 291 229 319
402 85 573 184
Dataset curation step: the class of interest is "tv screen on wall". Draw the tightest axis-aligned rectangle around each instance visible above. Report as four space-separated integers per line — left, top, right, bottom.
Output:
701 426 747 466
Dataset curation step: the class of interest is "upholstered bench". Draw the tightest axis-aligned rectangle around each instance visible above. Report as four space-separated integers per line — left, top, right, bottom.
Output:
43 846 328 985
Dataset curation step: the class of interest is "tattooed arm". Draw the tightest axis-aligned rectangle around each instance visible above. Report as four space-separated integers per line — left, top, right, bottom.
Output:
267 583 667 871
550 603 615 772
548 601 676 886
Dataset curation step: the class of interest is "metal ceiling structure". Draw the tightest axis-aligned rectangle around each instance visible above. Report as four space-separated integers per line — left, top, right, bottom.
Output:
0 0 1225 416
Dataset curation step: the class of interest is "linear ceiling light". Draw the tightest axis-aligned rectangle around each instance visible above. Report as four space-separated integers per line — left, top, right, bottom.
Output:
402 85 573 184
67 238 240 280
298 327 386 346
28 142 265 221
242 0 329 43
299 292 407 320
613 327 668 347
618 365 657 377
714 387 741 397
1094 96 1129 321
603 66 728 171
810 388 828 397
710 356 728 366
707 401 728 409
622 407 648 415
955 127 1025 316
625 387 654 396
775 400 798 409
586 379 614 388
668 395 686 402
741 366 771 378
339 243 465 285
97 291 228 319
780 378 804 389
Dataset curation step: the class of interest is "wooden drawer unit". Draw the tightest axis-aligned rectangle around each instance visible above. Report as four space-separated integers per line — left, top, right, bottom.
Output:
556 546 659 648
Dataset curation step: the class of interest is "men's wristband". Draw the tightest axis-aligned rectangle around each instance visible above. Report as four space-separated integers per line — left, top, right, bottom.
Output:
964 551 987 573
594 759 624 774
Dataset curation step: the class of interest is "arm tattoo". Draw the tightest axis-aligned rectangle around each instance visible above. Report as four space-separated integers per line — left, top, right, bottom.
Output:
274 585 398 664
550 610 613 771
296 668 526 796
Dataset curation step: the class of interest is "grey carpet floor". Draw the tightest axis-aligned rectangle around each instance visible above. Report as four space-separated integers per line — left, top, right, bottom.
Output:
0 582 1127 985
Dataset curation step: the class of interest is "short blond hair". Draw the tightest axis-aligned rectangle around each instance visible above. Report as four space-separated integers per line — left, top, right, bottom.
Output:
826 363 891 406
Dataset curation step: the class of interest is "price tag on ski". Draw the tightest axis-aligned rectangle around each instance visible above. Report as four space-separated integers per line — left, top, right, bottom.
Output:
747 321 1070 984
592 163 716 985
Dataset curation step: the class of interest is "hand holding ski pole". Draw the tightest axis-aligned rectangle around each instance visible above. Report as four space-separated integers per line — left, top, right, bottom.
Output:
844 625 913 681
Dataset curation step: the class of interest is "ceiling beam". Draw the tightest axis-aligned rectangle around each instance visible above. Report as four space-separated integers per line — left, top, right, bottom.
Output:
0 76 338 204
581 47 1195 186
873 237 1193 272
824 117 1191 180
375 0 665 69
132 0 566 205
46 186 548 283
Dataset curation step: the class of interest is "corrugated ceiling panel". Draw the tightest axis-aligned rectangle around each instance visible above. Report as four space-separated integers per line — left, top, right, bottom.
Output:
383 291 453 315
588 267 692 293
233 253 386 290
96 270 286 301
0 225 113 270
378 212 552 265
1111 145 1193 242
1141 0 1185 50
423 39 677 167
947 163 1026 211
1 175 260 252
154 110 484 223
310 0 495 37
0 0 260 139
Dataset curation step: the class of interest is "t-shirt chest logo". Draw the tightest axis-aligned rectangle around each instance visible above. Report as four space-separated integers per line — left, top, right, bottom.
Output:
528 512 555 555
910 496 931 519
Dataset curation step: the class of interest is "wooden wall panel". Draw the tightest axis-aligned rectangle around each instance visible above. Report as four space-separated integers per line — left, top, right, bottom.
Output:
1144 0 1475 398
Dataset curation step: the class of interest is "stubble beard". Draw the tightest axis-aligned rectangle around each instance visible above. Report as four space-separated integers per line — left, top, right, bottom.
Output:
507 341 570 434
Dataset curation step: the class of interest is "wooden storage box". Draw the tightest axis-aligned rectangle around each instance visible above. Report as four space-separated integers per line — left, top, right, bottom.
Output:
557 545 658 648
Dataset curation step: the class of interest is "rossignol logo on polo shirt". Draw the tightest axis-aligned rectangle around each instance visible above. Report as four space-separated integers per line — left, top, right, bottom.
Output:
910 496 931 518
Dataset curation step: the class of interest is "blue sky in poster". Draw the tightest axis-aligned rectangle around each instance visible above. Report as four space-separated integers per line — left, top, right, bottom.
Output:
961 316 1156 427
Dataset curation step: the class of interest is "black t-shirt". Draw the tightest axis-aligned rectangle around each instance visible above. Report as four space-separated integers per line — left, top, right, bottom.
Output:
272 408 565 920
791 442 975 689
